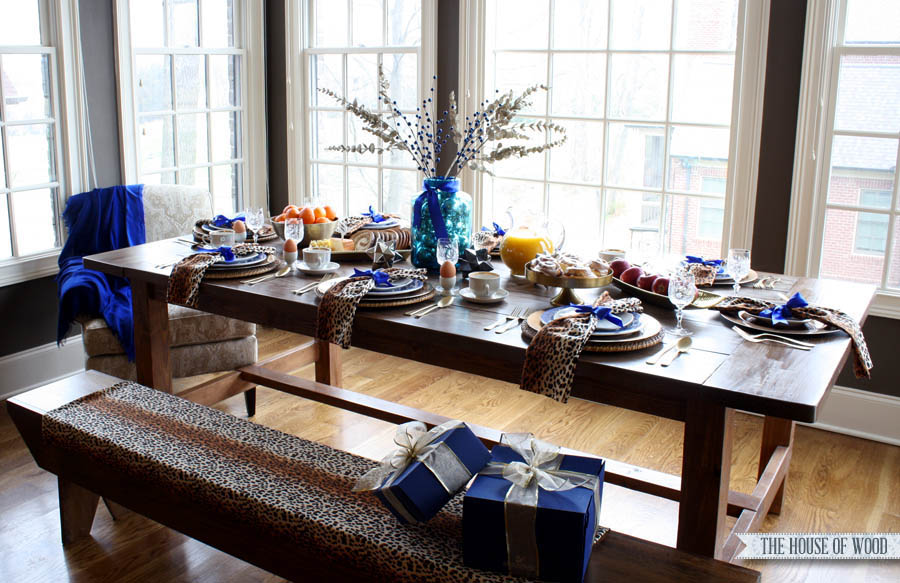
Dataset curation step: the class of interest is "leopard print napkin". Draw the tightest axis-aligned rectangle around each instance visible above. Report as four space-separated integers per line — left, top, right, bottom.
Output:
167 243 275 308
316 267 427 348
335 213 402 237
521 292 643 403
712 296 873 378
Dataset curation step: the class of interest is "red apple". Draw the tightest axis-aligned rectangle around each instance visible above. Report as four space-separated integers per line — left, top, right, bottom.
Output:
620 266 643 286
651 277 670 296
610 259 631 278
637 274 659 291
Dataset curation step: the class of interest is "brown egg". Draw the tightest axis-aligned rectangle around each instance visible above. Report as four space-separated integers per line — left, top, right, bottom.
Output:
283 238 298 253
439 260 456 278
232 219 246 233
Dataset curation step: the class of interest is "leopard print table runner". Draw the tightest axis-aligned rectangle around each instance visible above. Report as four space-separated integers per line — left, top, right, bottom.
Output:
713 296 873 378
167 243 275 308
316 267 427 348
521 293 643 403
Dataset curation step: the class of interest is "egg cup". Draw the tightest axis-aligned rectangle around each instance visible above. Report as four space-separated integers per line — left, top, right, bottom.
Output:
439 275 457 296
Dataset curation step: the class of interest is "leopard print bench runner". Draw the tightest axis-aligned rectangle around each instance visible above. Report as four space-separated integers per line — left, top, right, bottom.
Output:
167 243 275 308
316 267 427 348
42 382 553 583
712 296 873 378
521 292 643 403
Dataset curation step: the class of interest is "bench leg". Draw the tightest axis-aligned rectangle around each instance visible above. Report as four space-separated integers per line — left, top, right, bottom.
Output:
759 416 794 515
58 477 99 544
315 340 343 386
102 497 131 520
244 387 257 417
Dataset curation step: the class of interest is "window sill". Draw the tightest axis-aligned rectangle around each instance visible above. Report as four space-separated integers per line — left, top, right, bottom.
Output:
0 251 60 287
869 291 900 320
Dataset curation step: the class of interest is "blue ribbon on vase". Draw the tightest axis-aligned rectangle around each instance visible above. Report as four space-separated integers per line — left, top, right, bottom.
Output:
212 214 246 228
569 304 624 328
759 292 808 325
353 268 393 287
363 206 386 223
685 255 725 274
481 222 506 236
413 178 459 241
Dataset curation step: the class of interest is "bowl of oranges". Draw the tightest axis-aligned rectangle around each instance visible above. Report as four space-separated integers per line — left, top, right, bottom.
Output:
272 204 338 246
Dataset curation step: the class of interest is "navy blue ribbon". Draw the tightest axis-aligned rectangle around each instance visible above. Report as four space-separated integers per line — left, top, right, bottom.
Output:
686 255 724 274
759 292 808 325
212 214 245 228
569 304 624 327
481 222 506 236
197 246 235 261
353 268 392 287
363 205 386 223
413 179 459 241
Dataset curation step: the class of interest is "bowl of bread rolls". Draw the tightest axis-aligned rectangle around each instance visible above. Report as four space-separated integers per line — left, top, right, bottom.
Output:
525 252 613 306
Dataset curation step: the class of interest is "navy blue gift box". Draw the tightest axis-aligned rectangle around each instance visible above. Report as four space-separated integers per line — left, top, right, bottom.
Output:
463 444 605 582
373 423 491 524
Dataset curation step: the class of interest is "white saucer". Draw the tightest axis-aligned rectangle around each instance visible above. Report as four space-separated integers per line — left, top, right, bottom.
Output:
459 287 509 304
295 261 340 275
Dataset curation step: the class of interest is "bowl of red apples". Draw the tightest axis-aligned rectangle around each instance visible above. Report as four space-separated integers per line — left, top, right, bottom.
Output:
610 258 679 309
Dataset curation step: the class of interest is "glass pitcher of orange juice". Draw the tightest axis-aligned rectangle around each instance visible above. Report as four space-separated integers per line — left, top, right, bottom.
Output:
499 210 566 276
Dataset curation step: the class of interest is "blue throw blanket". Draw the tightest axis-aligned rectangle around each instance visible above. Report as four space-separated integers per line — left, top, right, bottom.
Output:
57 185 145 359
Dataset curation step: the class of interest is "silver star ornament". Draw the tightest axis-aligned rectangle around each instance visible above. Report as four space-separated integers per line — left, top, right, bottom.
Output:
366 240 404 268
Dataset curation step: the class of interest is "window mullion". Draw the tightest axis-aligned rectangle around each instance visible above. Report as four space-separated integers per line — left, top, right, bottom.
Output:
543 0 553 219
659 0 678 255
0 54 18 257
876 141 900 287
170 53 179 180
206 53 214 197
342 52 349 214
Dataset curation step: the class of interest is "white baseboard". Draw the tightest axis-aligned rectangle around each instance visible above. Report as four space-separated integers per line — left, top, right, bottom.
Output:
808 385 900 446
0 337 85 402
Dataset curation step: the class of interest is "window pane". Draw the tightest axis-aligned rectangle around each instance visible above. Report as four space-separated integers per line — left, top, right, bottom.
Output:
0 137 5 188
827 136 897 206
492 0 549 50
835 55 900 134
550 120 604 184
491 133 546 181
553 0 607 49
131 0 165 47
211 163 240 213
311 54 343 107
352 0 383 47
210 111 240 162
820 208 885 284
493 53 547 115
209 55 240 108
551 53 606 117
483 177 543 224
387 0 421 46
888 217 900 289
0 0 42 45
1 54 51 121
348 165 378 214
386 134 417 168
312 110 343 162
604 190 662 255
175 55 206 109
383 168 416 217
663 195 723 256
141 171 176 185
139 115 175 171
135 55 172 112
606 123 664 189
0 194 11 258
348 114 377 165
671 54 734 125
667 125 730 194
202 0 235 48
549 183 602 255
169 0 199 47
315 0 348 47
6 124 55 187
347 54 379 110
673 0 738 51
844 0 900 45
312 164 345 215
11 188 57 254
608 54 668 121
609 0 672 50
382 53 417 111
177 113 209 165
179 167 210 191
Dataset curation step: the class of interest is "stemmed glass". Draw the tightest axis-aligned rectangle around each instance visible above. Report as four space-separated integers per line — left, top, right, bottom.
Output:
245 207 265 244
436 237 459 295
667 268 696 337
726 248 751 295
284 218 303 268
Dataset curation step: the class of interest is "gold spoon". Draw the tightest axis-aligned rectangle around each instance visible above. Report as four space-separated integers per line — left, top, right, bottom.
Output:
661 336 692 367
243 265 291 285
414 295 454 318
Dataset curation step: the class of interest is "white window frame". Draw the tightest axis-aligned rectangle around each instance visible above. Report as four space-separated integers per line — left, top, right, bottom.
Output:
458 0 769 254
0 0 89 287
113 0 267 211
286 0 438 209
787 0 900 318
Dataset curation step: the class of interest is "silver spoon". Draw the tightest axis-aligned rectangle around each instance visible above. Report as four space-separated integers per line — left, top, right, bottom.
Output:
414 295 454 318
661 336 692 367
243 265 291 285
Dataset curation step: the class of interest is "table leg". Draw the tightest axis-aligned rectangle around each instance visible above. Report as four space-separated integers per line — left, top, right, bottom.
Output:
759 416 794 515
132 280 172 392
315 340 343 386
677 401 734 559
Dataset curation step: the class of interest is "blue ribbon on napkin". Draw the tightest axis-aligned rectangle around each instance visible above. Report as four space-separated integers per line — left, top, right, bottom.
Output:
197 246 235 261
212 214 245 228
353 268 393 287
481 222 506 236
759 292 808 325
686 255 724 274
363 205 386 223
569 303 624 327
413 178 458 241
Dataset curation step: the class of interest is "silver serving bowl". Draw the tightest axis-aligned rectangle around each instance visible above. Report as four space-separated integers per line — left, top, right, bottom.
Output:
270 217 337 247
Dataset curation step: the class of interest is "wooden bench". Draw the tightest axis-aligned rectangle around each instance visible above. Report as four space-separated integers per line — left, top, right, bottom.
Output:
8 371 760 583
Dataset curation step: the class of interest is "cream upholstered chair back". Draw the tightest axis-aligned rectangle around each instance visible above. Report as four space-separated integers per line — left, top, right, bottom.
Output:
141 184 213 242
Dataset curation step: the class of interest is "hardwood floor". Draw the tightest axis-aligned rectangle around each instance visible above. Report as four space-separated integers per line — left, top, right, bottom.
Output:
1 327 898 582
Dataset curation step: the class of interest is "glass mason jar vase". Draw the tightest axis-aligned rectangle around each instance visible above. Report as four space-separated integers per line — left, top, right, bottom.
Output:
410 178 472 269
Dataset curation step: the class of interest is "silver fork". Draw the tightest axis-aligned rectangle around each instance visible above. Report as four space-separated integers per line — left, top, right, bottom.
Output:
495 307 531 334
291 272 337 295
732 326 813 350
753 276 773 289
484 306 522 331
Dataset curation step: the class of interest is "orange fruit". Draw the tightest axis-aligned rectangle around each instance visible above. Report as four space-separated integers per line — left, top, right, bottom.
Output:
298 207 316 224
323 205 337 220
274 213 287 222
286 207 301 219
314 217 330 223
314 207 326 219
282 204 297 215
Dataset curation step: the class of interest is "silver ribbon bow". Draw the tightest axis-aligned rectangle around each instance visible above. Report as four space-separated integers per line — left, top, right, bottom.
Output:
478 433 602 578
354 420 473 523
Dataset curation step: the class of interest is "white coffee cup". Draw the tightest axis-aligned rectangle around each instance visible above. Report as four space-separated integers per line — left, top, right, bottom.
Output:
598 248 626 262
468 271 500 297
209 228 235 248
303 247 331 269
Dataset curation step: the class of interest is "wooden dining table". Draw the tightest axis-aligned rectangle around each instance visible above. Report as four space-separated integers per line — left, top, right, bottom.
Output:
83 238 875 562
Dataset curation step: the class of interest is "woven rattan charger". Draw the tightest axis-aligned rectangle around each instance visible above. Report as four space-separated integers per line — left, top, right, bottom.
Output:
521 310 664 353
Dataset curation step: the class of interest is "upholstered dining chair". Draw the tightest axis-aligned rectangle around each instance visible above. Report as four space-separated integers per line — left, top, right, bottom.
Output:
79 184 259 409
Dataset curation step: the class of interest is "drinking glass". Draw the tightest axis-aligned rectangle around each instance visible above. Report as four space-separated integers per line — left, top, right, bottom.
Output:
726 248 751 294
667 268 696 337
472 230 495 251
284 218 303 244
436 237 459 295
245 207 265 244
